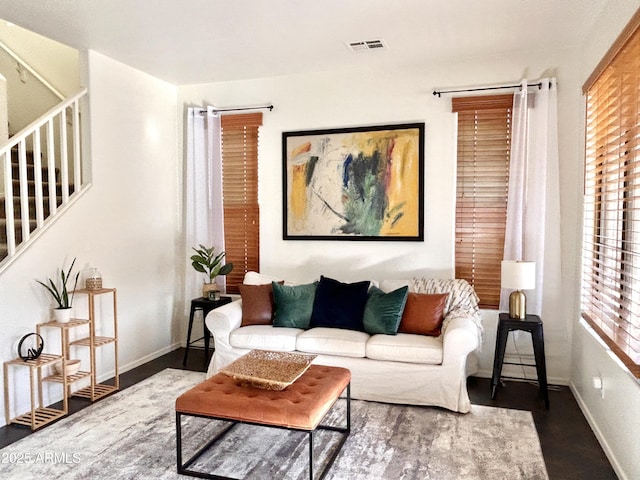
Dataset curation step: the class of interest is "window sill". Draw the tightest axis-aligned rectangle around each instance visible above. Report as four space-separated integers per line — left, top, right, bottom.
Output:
579 318 640 384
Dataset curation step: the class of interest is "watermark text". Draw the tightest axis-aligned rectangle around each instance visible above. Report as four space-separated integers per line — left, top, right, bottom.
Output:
1 451 81 464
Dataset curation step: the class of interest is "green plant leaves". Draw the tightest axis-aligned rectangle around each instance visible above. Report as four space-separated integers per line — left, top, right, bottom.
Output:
219 263 234 276
191 261 206 273
36 258 79 308
190 245 233 282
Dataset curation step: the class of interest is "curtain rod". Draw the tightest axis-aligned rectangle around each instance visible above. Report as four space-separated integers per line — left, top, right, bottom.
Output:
199 104 274 115
432 82 545 97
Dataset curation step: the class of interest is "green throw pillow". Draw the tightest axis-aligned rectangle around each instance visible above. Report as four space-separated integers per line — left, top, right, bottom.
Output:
363 285 409 335
272 281 318 329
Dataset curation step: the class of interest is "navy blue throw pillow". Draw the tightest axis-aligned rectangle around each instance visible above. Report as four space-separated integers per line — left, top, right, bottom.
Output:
310 276 371 331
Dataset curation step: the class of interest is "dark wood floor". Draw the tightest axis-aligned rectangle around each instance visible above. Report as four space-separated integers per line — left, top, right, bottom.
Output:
0 348 617 479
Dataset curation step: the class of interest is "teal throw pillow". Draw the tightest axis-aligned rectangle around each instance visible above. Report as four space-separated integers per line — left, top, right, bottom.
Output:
272 281 318 329
363 285 409 335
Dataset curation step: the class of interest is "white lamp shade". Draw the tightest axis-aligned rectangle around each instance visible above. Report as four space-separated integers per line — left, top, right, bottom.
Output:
501 261 536 290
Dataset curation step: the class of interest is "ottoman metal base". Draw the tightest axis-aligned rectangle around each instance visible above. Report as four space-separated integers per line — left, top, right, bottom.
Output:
176 384 350 480
175 365 352 480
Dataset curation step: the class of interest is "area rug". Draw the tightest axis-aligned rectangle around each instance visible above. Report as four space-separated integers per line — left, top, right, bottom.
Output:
0 368 548 479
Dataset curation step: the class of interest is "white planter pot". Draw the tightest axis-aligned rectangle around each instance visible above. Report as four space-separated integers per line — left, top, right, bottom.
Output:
53 308 72 323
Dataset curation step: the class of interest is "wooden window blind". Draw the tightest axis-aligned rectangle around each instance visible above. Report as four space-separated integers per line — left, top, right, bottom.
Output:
221 113 262 294
453 94 512 308
582 9 640 378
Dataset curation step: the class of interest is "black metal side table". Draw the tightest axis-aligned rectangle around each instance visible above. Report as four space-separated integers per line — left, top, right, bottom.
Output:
183 296 232 367
490 313 549 409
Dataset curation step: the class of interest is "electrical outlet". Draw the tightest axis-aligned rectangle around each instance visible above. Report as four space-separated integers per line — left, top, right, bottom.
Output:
592 374 605 399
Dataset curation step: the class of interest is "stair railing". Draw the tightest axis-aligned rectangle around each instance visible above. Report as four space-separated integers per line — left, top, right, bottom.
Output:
0 40 65 101
0 87 88 272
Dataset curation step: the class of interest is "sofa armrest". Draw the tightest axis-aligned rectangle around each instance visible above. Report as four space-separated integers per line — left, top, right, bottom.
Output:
204 299 243 352
441 314 480 365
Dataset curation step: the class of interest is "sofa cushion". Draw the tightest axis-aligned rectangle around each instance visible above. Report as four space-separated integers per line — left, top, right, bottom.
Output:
398 293 449 336
238 283 277 326
229 325 303 351
366 333 443 364
272 281 318 329
363 285 408 335
310 276 370 331
296 327 369 358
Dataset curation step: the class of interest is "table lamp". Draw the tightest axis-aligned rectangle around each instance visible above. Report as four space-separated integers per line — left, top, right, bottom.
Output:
501 260 535 319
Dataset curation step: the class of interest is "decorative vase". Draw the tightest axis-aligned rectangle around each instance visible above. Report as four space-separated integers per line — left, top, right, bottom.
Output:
53 307 72 323
85 267 103 290
202 282 220 301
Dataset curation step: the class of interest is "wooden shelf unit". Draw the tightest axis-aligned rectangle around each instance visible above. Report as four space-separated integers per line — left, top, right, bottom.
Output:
3 353 67 430
3 288 119 430
71 288 119 401
37 319 92 398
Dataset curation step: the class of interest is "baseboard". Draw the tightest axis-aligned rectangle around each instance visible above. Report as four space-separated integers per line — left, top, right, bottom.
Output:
110 342 182 377
474 368 569 386
570 381 628 480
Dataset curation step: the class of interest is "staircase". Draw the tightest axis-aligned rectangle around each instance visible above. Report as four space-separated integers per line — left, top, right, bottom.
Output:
0 148 69 248
0 88 88 272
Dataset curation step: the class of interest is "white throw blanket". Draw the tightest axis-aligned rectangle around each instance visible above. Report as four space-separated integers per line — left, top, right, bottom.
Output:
411 277 484 344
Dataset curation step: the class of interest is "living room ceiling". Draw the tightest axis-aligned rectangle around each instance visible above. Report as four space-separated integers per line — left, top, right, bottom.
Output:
0 0 609 85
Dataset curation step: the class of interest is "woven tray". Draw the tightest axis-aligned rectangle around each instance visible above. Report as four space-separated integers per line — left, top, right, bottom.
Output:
220 350 317 390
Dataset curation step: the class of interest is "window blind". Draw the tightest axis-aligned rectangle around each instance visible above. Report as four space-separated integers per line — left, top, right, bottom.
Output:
453 95 512 308
582 9 640 377
221 113 262 294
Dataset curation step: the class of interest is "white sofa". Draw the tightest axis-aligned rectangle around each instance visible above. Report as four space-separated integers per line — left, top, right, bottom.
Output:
205 274 483 413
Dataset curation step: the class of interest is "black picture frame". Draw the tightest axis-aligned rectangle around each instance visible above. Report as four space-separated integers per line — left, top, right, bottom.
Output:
282 123 424 241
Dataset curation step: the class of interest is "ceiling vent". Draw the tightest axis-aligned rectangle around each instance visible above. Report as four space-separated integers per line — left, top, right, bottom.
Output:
346 39 387 53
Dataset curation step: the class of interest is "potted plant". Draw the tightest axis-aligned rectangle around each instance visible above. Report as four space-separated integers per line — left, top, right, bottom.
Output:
36 258 80 323
190 244 234 300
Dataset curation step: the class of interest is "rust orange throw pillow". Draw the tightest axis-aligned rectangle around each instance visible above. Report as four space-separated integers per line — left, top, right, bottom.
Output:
239 283 279 326
398 293 449 336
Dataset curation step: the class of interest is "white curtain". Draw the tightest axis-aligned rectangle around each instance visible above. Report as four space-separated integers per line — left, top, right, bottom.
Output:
500 78 561 320
185 107 225 301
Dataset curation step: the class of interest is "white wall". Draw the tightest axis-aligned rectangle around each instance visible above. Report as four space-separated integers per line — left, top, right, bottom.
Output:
0 20 79 97
0 50 180 426
84 50 182 364
571 2 640 479
0 19 80 134
0 72 7 142
178 44 584 384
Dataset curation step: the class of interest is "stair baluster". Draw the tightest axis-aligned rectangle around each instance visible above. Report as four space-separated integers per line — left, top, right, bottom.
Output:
0 88 88 270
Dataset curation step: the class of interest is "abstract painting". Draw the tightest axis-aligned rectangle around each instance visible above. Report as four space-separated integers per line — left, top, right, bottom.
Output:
283 123 424 241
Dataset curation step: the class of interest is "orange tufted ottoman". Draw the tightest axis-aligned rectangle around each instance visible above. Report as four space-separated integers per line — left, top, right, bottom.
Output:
175 364 351 480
